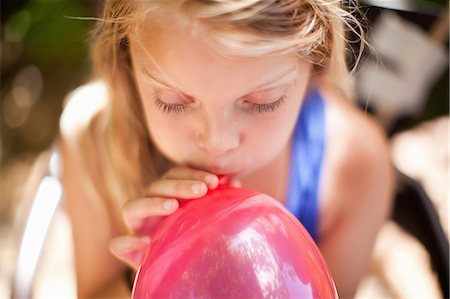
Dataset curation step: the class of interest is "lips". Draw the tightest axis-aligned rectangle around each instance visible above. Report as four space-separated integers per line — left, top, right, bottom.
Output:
203 166 239 176
186 161 239 176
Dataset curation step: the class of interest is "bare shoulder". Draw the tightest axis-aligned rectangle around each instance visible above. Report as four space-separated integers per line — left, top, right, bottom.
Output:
323 87 390 173
59 81 109 186
316 85 395 298
59 81 109 195
59 80 108 143
58 81 127 296
318 85 395 230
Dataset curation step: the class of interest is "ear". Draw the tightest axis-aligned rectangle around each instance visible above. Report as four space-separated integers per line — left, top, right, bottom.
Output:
109 235 151 270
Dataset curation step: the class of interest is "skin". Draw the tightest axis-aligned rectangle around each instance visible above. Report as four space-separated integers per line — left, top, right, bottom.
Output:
61 12 394 299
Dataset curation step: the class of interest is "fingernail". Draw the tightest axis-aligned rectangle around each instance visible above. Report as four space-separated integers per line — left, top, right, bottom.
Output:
191 183 204 194
163 199 177 210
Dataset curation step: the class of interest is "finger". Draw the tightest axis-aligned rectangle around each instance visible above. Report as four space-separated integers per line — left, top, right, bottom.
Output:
123 197 179 232
110 235 150 270
162 167 219 189
147 179 208 199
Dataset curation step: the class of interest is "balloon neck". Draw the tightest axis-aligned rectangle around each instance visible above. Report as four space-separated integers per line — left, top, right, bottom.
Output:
217 175 230 187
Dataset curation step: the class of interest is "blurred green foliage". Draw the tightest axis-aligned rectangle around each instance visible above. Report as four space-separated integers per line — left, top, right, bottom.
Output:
1 0 95 164
4 0 91 69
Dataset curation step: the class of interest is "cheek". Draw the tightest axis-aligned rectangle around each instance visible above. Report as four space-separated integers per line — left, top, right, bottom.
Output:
244 105 300 158
135 80 192 142
141 101 194 158
251 116 295 150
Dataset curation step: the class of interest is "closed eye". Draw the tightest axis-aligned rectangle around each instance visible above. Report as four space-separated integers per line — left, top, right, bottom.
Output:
154 98 188 114
154 95 286 115
244 96 286 114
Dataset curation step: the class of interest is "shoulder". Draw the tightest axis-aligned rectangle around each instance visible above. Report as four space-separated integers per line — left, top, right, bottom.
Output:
315 84 395 298
59 81 109 192
59 80 111 203
59 80 110 200
58 80 112 194
58 82 129 296
59 80 108 143
323 86 389 173
318 84 395 229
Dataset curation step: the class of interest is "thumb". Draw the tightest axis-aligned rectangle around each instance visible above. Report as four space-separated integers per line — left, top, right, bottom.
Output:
109 235 150 270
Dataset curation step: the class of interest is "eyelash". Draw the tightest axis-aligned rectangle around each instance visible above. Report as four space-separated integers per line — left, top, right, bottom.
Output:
154 98 187 114
246 96 286 114
154 96 286 115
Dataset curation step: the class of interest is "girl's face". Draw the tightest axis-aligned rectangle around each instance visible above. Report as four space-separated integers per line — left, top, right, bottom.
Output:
130 17 311 177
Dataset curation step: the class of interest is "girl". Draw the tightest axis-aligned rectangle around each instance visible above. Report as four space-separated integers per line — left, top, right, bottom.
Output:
60 0 394 297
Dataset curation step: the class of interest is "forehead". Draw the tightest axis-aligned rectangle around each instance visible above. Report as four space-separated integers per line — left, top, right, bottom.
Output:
130 13 303 99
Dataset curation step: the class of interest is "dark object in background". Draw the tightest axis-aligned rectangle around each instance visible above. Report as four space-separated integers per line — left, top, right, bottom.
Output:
392 170 449 299
351 1 448 136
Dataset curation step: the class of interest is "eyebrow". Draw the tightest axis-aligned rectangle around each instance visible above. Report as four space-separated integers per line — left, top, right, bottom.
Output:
141 64 297 94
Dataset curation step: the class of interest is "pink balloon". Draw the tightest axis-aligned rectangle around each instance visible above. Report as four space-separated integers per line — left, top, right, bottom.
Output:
132 185 338 298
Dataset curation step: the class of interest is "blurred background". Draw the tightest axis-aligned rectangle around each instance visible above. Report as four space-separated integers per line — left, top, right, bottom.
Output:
1 0 448 298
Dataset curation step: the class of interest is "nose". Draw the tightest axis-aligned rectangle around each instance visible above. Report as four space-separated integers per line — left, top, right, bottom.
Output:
197 115 240 157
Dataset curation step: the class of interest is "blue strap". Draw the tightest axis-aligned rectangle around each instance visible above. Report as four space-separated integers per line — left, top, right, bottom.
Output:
285 87 326 242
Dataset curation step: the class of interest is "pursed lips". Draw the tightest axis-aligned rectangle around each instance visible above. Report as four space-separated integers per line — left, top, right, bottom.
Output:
186 160 240 176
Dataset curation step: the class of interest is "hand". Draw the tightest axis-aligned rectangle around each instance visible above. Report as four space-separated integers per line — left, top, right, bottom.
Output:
109 167 240 270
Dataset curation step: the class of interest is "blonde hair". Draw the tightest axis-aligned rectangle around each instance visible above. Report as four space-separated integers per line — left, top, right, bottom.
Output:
83 0 365 221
